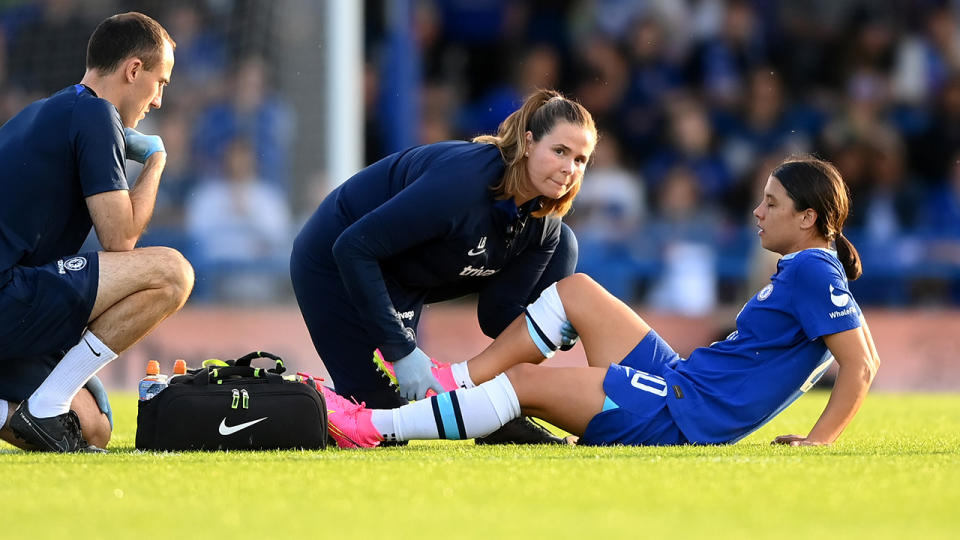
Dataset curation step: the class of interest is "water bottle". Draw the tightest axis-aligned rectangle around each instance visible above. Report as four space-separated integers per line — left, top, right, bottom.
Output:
138 360 168 400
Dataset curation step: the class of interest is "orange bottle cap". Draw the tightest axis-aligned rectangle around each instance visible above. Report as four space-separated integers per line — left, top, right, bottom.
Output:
146 360 160 375
173 359 187 374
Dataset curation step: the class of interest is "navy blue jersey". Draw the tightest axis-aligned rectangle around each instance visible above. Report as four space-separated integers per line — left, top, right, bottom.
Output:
0 84 126 277
296 141 561 361
663 249 862 443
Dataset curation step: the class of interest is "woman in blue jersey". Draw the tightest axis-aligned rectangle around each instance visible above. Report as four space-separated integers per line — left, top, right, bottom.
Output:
318 156 881 448
290 90 597 422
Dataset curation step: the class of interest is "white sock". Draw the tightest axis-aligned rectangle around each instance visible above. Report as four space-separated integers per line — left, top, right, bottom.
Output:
524 283 569 358
450 361 475 389
28 330 117 418
371 373 521 441
0 400 8 428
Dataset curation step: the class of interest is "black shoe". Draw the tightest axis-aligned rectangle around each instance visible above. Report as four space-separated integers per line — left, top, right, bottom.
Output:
9 402 103 453
475 416 568 445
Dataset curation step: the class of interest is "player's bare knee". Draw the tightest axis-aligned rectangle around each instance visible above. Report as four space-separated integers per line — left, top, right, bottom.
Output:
556 272 594 298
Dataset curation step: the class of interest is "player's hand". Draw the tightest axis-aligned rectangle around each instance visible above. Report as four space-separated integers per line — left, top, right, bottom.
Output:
123 127 165 163
393 347 445 401
772 434 827 446
559 320 579 351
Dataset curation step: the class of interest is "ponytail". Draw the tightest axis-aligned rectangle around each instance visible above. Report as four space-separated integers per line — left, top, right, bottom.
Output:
835 232 862 281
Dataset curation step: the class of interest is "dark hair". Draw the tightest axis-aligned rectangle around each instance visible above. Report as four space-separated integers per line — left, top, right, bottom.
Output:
771 157 862 280
86 12 175 73
473 89 597 218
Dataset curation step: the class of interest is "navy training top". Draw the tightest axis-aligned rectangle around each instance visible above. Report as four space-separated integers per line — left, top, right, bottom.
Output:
300 141 562 361
0 84 127 279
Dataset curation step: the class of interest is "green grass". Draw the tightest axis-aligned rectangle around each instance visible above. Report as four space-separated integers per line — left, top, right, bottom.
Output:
2 392 959 539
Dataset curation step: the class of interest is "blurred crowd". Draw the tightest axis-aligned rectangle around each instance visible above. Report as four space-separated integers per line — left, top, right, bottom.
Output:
0 0 296 303
2 0 960 309
366 0 960 311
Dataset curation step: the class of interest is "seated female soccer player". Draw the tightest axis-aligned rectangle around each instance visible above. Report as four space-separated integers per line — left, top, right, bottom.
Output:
318 157 881 448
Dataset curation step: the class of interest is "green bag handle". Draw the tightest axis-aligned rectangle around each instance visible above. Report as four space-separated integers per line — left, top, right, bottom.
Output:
233 351 286 374
204 365 284 385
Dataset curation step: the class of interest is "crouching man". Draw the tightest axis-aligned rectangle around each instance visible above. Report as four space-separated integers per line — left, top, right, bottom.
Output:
0 12 192 452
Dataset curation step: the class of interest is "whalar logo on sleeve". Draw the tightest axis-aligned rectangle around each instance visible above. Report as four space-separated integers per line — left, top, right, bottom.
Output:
829 284 850 307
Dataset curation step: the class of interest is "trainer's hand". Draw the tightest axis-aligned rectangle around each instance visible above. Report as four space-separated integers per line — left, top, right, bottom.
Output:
393 347 445 401
559 320 579 351
123 127 165 163
84 375 113 430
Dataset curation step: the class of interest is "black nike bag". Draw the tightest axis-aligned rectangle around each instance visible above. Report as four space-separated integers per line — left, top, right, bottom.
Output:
135 352 329 451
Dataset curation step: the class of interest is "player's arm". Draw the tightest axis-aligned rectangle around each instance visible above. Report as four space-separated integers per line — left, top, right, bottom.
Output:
87 151 166 251
774 319 880 446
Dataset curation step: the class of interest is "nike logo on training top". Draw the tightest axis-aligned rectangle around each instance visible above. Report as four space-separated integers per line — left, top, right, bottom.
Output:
218 417 267 436
467 236 487 256
829 284 850 307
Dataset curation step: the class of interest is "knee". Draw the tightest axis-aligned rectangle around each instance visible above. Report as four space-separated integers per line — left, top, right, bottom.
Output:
172 251 195 304
81 412 112 449
556 223 579 265
71 390 112 448
150 247 194 306
556 272 594 297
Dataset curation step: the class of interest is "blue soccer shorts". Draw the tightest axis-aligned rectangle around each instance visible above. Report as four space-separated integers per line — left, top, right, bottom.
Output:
0 252 99 401
580 330 689 446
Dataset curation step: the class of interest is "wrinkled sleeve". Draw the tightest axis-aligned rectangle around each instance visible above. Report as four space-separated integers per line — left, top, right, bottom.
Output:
332 159 478 361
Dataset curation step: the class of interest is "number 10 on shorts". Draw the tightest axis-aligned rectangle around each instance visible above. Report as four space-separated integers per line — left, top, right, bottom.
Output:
628 368 668 397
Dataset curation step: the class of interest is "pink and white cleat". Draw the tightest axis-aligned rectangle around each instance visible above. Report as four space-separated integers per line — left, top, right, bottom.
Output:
372 349 459 397
315 385 383 449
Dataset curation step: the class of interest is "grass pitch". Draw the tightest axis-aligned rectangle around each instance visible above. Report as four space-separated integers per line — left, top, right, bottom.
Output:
2 391 958 539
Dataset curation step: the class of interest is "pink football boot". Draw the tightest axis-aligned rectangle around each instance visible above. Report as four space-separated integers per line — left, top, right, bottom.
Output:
373 349 458 397
315 384 383 449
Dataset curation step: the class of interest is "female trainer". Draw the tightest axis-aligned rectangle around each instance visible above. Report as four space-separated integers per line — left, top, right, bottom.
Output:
319 156 881 448
290 90 597 423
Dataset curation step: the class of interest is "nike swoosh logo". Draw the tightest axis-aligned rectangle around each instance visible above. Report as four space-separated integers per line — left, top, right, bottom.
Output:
83 337 101 357
829 284 850 307
467 248 486 256
218 417 267 436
